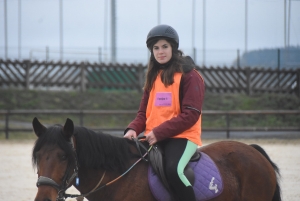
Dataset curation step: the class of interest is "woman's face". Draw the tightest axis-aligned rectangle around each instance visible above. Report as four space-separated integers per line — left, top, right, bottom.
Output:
153 39 172 64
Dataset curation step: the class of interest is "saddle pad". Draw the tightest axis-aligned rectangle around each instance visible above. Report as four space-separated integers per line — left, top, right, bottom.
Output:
148 152 223 201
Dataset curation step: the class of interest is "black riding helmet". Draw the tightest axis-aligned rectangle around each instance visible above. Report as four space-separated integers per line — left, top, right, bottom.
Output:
146 24 179 49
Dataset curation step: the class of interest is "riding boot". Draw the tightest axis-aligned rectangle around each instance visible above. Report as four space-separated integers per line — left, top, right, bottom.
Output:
176 186 196 201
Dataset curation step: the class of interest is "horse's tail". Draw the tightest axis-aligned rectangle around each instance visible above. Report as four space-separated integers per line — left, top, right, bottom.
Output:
250 144 282 201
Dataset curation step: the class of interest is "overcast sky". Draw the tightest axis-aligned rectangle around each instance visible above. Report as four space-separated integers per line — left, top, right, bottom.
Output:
1 0 300 65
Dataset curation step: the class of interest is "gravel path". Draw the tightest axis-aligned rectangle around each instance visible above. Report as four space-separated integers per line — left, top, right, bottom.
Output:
0 139 299 201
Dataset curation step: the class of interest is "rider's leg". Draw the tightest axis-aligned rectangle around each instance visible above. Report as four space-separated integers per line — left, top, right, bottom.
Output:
162 138 197 201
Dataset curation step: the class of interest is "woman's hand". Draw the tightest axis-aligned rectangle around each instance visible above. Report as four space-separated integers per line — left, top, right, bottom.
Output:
124 129 137 140
145 131 157 146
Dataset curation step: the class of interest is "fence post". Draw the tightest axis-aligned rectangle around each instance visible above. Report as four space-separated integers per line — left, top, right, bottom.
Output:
46 46 49 62
46 47 49 90
245 67 251 95
25 60 31 89
80 62 86 92
297 69 300 97
193 47 197 64
237 49 240 68
237 50 242 92
226 113 230 139
5 111 9 139
79 111 84 126
277 48 281 89
98 47 102 64
138 64 144 92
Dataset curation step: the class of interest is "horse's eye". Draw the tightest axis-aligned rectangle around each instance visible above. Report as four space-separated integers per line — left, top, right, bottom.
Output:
61 155 67 161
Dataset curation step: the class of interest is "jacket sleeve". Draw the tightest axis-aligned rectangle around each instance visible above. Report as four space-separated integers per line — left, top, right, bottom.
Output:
124 90 149 135
152 70 205 141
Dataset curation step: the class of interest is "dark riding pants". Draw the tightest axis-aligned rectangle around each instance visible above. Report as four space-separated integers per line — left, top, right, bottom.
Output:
159 138 197 201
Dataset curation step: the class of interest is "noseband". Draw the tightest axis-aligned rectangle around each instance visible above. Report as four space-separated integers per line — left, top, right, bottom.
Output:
36 137 79 201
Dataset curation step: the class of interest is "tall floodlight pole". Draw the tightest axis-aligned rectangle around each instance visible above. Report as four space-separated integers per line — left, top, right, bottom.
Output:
111 0 116 63
18 0 21 59
192 0 195 48
192 0 196 63
284 0 286 48
4 0 8 59
104 0 108 62
158 0 161 24
245 0 248 53
59 0 63 61
202 0 206 66
287 0 291 47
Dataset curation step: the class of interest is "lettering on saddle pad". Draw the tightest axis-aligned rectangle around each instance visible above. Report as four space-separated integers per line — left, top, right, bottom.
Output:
148 152 223 201
209 177 219 193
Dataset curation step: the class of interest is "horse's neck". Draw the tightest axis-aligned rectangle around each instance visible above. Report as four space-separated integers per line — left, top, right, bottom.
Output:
76 162 152 201
73 138 155 200
76 168 104 190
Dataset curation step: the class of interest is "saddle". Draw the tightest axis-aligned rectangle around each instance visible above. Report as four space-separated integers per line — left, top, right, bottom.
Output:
133 137 223 201
149 144 201 192
148 152 223 201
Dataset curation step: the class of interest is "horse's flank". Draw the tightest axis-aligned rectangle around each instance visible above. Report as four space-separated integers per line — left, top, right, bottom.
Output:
200 141 280 201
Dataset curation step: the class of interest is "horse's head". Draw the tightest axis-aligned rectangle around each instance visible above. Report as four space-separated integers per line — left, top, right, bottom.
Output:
32 117 78 201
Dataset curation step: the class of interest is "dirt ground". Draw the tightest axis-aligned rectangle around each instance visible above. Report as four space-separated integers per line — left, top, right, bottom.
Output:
0 139 299 201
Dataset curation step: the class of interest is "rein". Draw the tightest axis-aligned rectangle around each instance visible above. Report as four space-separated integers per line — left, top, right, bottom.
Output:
39 137 152 201
66 148 152 200
65 138 152 200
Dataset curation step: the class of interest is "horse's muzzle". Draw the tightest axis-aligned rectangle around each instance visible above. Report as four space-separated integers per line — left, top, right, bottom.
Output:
34 185 59 201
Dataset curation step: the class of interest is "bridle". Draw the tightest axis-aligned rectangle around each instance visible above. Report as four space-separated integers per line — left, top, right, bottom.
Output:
36 137 79 201
36 136 151 201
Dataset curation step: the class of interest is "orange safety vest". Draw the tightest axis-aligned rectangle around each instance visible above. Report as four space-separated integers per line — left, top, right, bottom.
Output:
145 71 202 146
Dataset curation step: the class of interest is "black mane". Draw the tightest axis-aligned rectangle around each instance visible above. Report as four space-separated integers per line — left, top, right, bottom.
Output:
74 127 133 172
32 124 134 173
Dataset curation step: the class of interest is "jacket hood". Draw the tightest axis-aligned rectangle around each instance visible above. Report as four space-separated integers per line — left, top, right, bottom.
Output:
181 56 196 73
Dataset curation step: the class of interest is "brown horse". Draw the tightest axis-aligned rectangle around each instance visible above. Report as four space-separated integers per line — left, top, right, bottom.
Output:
32 117 281 201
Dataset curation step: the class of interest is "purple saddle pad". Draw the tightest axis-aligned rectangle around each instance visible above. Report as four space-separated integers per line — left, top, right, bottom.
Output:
148 152 223 201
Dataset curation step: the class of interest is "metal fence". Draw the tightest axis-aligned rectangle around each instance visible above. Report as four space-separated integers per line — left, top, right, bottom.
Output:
3 47 300 69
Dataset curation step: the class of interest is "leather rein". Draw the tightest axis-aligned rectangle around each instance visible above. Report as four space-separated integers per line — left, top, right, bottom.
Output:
36 136 151 201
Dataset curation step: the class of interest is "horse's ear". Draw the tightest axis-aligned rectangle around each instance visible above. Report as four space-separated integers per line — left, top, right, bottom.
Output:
63 118 74 139
32 117 47 137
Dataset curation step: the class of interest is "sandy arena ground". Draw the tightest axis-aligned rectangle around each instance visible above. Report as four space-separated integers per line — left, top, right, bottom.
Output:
0 139 299 201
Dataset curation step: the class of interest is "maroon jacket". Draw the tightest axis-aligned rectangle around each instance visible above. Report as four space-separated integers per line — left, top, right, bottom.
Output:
125 57 205 142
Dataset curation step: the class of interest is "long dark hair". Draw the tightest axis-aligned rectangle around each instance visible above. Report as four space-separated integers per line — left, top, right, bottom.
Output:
144 38 184 91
